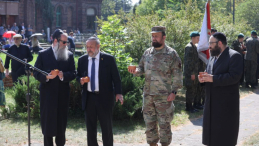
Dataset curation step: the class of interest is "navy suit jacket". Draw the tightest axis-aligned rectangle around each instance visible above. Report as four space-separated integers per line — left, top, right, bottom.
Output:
76 52 122 111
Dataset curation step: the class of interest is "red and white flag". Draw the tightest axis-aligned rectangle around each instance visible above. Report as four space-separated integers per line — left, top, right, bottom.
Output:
197 1 211 64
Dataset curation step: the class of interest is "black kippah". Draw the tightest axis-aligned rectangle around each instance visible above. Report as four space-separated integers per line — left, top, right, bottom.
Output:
213 32 226 42
52 29 64 41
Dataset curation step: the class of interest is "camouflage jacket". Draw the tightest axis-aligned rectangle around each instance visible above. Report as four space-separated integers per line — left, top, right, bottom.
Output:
231 40 244 55
135 45 183 95
183 42 199 87
245 37 259 62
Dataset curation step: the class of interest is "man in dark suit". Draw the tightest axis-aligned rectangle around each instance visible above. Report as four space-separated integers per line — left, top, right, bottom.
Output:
33 29 76 146
76 37 123 146
198 32 243 146
4 34 33 83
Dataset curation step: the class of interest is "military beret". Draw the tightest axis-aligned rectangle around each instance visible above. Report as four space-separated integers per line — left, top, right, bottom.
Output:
213 32 227 43
13 34 22 38
151 26 166 33
52 29 64 40
251 30 257 35
238 33 244 38
211 28 217 32
190 31 200 37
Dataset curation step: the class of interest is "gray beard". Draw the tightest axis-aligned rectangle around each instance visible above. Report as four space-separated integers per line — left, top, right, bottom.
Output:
53 44 69 61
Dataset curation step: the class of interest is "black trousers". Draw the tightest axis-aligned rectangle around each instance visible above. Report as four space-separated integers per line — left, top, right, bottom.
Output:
85 92 113 146
44 135 65 146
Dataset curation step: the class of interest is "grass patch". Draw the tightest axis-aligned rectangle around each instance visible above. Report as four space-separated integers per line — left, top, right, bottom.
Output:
243 131 259 146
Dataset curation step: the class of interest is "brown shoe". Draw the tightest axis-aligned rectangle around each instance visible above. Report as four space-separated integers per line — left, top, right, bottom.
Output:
149 143 158 146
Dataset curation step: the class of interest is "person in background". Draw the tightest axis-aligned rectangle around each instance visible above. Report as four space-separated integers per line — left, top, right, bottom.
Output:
4 34 33 83
211 28 217 35
0 57 5 107
231 33 246 85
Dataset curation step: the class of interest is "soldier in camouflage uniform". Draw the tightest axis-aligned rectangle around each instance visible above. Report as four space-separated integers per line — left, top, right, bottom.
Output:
195 58 206 107
184 31 201 113
245 31 259 88
128 26 183 146
231 33 246 85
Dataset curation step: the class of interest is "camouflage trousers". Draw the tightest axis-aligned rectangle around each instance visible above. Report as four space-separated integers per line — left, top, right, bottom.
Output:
245 60 257 84
186 85 198 106
143 95 175 145
195 84 205 105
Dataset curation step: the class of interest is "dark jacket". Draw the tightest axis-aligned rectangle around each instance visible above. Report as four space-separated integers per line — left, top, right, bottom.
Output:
33 47 76 136
4 44 33 82
76 52 122 111
203 47 243 146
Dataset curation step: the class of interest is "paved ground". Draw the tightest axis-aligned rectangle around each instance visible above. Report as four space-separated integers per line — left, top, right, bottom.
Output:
25 90 259 146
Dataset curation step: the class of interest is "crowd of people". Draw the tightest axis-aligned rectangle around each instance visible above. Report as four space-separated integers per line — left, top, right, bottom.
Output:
0 24 258 146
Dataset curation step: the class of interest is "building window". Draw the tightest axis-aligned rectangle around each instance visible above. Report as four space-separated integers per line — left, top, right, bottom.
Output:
87 8 96 30
56 6 62 27
67 7 73 27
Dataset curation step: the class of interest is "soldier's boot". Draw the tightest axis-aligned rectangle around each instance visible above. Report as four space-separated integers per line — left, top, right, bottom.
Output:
149 143 158 146
193 103 203 110
186 103 198 113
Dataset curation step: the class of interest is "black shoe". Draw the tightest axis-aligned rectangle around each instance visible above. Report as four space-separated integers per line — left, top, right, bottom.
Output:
186 108 199 113
251 86 256 89
245 84 250 88
193 104 204 110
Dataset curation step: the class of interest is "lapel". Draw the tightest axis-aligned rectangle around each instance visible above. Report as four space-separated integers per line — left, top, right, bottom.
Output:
99 52 105 80
213 47 229 72
84 55 89 76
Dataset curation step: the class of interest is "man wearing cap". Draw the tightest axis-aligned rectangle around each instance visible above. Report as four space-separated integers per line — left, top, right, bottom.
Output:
33 29 76 146
198 32 243 146
184 31 203 112
244 30 259 88
4 34 33 83
231 33 246 85
128 26 182 146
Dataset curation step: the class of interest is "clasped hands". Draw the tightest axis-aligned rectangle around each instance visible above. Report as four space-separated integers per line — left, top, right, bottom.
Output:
198 72 213 83
46 71 63 80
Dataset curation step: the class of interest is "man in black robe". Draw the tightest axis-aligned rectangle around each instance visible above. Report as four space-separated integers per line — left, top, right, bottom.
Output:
33 29 76 146
4 34 33 83
199 32 243 146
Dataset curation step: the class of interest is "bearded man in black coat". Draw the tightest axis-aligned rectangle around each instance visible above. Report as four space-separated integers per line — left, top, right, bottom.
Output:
199 32 243 146
34 29 76 146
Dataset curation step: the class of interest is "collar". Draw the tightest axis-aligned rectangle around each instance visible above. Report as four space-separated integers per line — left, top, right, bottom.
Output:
150 45 167 54
88 50 100 60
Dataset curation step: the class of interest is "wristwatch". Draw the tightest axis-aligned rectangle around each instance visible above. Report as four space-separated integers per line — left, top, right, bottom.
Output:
172 91 177 95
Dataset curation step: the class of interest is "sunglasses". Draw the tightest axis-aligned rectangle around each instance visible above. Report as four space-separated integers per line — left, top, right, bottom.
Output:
59 39 69 44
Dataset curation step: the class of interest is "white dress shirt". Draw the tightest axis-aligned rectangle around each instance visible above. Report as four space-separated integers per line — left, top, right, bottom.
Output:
88 51 100 92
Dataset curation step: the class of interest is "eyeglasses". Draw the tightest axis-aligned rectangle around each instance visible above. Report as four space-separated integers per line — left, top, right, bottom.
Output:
209 41 218 45
59 39 69 44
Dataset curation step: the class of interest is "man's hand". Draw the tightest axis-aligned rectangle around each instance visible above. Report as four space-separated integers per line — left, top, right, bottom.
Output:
5 69 9 78
167 93 176 101
116 94 123 105
198 75 204 83
128 68 137 74
58 71 63 79
80 78 85 85
46 73 56 80
203 73 213 82
191 75 195 81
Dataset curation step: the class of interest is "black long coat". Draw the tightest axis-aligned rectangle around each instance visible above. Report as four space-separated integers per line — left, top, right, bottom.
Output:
33 47 76 136
4 44 33 82
203 47 243 146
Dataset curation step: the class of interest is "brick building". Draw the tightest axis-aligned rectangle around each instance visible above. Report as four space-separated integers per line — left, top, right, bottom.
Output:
0 0 102 33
